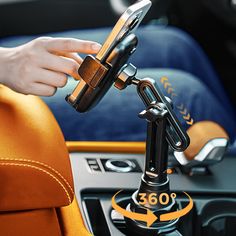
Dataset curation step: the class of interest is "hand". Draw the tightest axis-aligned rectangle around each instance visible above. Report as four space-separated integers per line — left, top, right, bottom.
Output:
0 37 101 96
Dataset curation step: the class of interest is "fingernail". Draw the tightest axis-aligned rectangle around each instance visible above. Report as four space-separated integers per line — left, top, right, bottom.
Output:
91 43 102 51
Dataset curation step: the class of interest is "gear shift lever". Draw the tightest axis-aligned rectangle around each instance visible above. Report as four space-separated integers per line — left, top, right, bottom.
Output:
174 121 229 168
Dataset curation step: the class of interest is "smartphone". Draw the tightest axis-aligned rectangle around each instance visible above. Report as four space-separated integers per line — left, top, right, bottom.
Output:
96 0 152 62
66 0 152 112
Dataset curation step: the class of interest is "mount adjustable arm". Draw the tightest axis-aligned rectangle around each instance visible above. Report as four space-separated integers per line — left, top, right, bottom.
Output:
135 78 189 152
115 64 190 152
139 104 169 184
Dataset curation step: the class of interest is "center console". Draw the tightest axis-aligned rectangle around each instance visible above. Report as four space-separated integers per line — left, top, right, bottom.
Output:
69 145 236 236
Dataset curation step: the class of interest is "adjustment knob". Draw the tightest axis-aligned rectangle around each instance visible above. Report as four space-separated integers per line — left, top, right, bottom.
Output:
115 63 137 90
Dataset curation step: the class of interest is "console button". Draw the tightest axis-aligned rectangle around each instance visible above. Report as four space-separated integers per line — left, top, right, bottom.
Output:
90 165 101 172
105 159 136 173
86 158 102 172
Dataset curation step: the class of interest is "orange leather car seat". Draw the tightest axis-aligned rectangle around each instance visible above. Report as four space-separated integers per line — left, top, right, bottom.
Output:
0 85 91 236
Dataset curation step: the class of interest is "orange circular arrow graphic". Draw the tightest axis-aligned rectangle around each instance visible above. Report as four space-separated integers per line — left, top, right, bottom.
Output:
111 191 193 227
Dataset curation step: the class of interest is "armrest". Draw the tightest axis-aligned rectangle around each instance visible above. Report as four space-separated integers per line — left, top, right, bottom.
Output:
0 85 74 211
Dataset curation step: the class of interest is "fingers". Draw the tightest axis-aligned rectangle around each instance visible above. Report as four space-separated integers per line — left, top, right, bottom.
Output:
40 52 81 80
58 52 83 64
45 37 101 54
4 36 97 97
34 68 68 88
27 83 57 97
18 68 67 96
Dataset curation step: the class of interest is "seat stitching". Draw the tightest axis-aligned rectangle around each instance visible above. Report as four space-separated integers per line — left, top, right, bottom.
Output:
0 162 71 204
0 158 74 194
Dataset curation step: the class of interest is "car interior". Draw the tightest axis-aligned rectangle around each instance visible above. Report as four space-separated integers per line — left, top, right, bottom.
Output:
0 0 236 236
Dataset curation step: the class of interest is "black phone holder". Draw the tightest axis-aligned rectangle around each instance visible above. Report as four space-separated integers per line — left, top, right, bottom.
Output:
66 34 190 235
66 34 138 112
